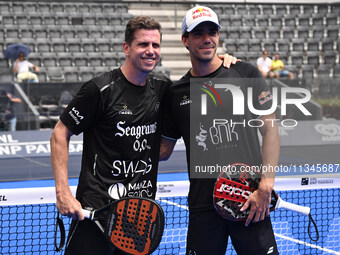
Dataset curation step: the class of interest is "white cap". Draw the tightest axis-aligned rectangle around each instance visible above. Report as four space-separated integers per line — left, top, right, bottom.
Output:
182 6 221 34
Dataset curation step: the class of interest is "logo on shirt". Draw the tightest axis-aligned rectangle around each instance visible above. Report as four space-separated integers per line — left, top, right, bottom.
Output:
195 121 239 151
115 121 157 139
180 95 192 106
111 159 152 178
108 183 127 199
108 181 154 199
119 105 133 115
258 90 273 105
68 107 84 125
154 102 160 112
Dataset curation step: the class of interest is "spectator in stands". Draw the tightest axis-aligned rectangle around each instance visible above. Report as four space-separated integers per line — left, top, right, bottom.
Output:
13 52 39 83
271 53 294 80
0 90 21 131
257 50 273 78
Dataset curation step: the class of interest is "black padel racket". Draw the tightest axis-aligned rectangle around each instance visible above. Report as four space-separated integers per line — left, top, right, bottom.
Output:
213 163 319 241
82 197 165 255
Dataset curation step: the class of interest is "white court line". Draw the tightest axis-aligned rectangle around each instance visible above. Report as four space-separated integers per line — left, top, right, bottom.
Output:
160 199 340 255
14 154 50 167
158 199 189 211
275 233 340 255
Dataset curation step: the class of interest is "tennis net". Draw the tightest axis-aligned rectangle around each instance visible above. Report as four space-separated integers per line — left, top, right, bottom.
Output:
0 178 339 255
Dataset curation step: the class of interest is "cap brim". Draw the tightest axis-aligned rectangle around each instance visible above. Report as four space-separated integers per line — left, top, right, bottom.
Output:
186 20 221 33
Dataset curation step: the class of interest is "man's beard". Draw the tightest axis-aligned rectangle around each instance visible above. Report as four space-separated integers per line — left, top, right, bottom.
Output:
194 46 217 63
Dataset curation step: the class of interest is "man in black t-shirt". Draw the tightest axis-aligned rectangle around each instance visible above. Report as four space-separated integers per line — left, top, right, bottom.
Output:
50 15 238 254
160 6 280 255
50 17 171 255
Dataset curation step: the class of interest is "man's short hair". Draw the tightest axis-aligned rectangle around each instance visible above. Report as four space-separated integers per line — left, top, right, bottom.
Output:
182 22 220 39
182 31 189 38
125 16 162 45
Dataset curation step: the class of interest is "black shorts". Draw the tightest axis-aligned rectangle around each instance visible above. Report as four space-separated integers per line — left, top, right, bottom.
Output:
186 209 279 255
64 219 125 255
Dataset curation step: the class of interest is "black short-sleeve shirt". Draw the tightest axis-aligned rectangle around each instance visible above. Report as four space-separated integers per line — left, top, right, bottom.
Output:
162 62 275 212
60 68 171 209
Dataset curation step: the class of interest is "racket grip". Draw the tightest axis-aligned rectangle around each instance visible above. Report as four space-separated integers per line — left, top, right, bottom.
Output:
277 199 310 216
82 209 92 220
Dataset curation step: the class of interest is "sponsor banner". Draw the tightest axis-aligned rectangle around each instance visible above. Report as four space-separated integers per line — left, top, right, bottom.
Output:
156 181 189 198
278 120 340 146
274 175 340 191
1 178 338 206
0 181 189 206
0 130 185 159
0 186 76 206
0 130 83 159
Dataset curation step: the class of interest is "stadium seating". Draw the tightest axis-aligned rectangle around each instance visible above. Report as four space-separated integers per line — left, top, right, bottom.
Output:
289 5 301 15
277 38 290 53
306 38 320 52
248 39 262 52
267 26 280 39
243 14 256 27
283 14 296 27
285 64 299 79
306 51 321 66
281 26 295 40
325 13 338 26
1 1 340 127
321 38 335 51
290 51 305 66
63 66 79 82
223 39 237 53
262 39 276 52
253 27 267 39
291 38 305 52
323 51 337 65
316 64 333 97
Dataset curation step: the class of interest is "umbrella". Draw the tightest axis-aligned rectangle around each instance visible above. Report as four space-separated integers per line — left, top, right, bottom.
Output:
3 43 31 60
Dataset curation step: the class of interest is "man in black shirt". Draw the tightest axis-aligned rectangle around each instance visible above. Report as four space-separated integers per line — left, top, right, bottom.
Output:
50 15 237 254
50 16 171 254
161 6 280 255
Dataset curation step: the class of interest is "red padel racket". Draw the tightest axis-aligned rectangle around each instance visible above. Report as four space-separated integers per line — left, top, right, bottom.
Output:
213 163 319 241
82 197 165 255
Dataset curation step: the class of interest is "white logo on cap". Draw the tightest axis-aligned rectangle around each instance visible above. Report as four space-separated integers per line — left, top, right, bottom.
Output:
182 5 221 34
191 7 212 19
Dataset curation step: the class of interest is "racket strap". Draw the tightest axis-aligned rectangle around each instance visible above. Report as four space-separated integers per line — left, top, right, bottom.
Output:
308 213 319 242
54 212 66 252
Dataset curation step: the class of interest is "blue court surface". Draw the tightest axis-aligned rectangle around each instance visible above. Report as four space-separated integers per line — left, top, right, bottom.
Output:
0 171 339 255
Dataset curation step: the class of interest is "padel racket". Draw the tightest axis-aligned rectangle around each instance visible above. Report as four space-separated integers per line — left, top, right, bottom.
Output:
213 163 319 241
82 197 165 255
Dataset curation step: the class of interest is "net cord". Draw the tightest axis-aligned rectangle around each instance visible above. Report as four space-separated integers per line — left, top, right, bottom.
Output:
1 179 339 206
